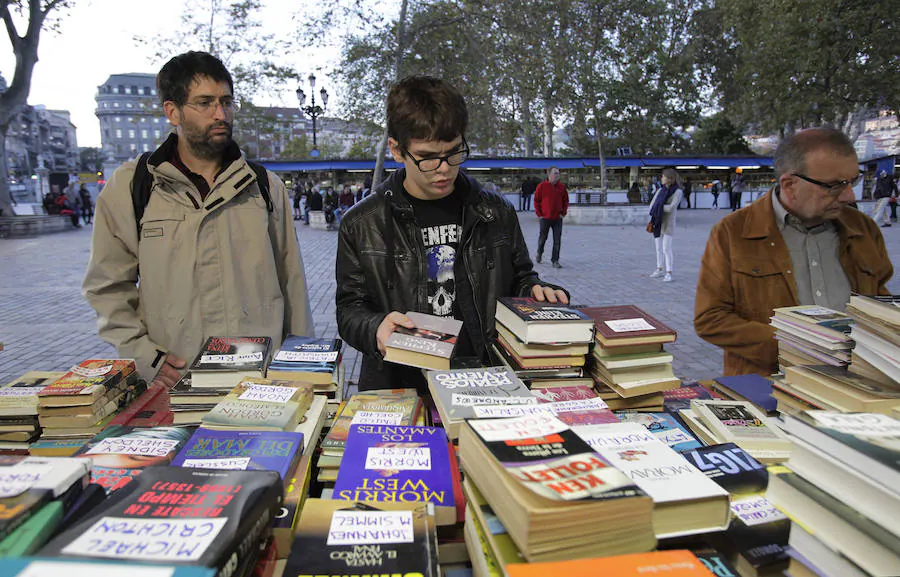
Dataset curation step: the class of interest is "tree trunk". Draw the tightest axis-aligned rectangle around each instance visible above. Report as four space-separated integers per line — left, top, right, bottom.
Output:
373 0 409 188
522 95 534 156
595 113 607 205
0 124 13 216
542 101 553 156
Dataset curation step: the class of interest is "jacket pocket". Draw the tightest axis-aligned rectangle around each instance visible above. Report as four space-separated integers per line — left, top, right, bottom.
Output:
732 258 792 321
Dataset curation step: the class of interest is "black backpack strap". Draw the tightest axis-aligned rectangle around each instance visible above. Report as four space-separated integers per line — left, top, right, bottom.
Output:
131 152 154 236
247 161 273 213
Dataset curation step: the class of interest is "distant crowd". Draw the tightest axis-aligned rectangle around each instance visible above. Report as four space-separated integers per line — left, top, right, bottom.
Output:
291 175 373 230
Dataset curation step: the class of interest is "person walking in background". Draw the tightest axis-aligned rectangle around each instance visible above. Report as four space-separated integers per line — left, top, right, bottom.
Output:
711 180 720 208
648 168 683 283
79 184 93 225
873 170 897 227
63 180 82 228
683 177 692 209
891 175 898 223
520 176 537 211
292 182 303 220
730 172 745 211
534 166 568 268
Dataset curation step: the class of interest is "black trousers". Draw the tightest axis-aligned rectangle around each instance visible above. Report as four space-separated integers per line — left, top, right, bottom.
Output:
537 218 563 262
520 194 532 211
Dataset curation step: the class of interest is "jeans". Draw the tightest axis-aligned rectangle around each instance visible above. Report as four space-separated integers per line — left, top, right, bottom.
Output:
537 218 563 262
873 197 890 225
654 234 674 272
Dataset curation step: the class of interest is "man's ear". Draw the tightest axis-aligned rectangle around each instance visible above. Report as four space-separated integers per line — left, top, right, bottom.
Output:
779 173 796 201
163 101 180 128
388 138 404 163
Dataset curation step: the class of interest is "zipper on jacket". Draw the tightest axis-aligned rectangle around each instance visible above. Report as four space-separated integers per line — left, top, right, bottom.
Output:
461 208 487 358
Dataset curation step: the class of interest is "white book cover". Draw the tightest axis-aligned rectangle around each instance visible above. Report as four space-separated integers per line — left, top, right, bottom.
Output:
573 423 729 505
0 456 91 499
691 399 790 452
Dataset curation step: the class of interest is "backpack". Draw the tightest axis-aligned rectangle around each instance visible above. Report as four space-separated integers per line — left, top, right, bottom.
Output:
131 152 273 235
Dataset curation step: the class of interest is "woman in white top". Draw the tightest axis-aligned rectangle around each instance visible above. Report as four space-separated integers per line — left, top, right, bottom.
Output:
647 168 683 282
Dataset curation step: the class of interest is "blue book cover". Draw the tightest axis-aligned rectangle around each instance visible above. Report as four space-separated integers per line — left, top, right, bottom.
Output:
333 424 456 525
268 335 342 373
714 374 777 414
614 411 703 452
170 428 303 482
0 558 216 577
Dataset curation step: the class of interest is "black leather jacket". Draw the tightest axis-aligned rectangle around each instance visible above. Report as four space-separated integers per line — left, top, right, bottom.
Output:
336 168 563 390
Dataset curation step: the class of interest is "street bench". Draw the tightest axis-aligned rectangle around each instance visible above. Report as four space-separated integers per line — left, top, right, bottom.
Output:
0 215 73 238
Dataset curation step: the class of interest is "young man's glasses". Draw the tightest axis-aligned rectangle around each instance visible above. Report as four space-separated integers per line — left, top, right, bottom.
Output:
792 172 863 196
183 97 240 116
403 140 470 173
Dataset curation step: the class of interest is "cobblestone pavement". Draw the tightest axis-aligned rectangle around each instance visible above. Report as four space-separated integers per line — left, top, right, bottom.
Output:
2 205 899 385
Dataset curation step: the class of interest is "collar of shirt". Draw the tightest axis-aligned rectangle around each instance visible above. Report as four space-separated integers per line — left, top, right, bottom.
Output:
168 141 242 201
772 186 833 235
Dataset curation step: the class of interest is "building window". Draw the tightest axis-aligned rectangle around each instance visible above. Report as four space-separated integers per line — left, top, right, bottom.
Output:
112 86 120 94
141 129 148 138
130 143 137 151
143 144 151 152
126 103 133 108
113 102 120 108
131 85 138 94
118 85 125 93
128 129 135 138
115 129 122 138
124 86 132 94
151 89 157 96
127 117 134 123
154 130 161 138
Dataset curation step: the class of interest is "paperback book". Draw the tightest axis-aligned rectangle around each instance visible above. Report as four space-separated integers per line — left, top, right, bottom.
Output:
615 411 702 452
267 335 343 385
384 312 463 370
320 391 421 455
189 336 272 389
690 399 790 456
37 360 137 407
201 378 314 431
0 371 64 416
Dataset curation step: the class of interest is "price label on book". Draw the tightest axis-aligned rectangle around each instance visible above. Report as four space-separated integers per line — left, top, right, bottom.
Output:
274 350 339 362
61 516 228 562
809 411 900 437
181 457 251 470
657 428 695 447
86 438 181 458
200 352 264 364
17 561 176 577
545 398 610 413
0 461 56 498
473 404 553 418
604 318 655 332
0 386 44 397
238 383 297 404
469 414 569 442
730 495 787 526
451 393 538 407
71 364 113 378
797 307 839 316
365 447 432 470
351 411 405 426
327 510 414 545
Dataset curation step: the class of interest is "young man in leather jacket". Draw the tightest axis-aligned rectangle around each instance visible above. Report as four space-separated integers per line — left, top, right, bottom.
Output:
335 76 569 391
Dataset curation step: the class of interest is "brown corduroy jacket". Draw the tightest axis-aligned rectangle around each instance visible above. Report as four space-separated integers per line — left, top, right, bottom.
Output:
694 190 894 377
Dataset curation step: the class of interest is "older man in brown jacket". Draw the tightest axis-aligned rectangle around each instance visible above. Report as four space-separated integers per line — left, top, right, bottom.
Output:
695 128 893 376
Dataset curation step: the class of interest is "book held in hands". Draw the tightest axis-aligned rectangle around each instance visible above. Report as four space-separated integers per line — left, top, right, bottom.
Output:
384 312 463 370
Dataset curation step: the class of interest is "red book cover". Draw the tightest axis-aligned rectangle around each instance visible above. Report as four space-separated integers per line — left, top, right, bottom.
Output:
580 305 676 343
447 442 465 524
109 383 173 427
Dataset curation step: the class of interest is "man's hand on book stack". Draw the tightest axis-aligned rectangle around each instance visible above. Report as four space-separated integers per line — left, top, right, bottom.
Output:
531 284 569 305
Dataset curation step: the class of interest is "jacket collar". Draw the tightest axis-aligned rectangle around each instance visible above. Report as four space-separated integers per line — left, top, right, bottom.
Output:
377 168 497 223
742 187 865 240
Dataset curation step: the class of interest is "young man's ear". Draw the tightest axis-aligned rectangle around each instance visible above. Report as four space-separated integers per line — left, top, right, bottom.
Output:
163 101 181 128
388 138 404 163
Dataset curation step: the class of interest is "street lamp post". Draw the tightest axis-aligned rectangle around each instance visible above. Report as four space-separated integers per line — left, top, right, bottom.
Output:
296 73 329 156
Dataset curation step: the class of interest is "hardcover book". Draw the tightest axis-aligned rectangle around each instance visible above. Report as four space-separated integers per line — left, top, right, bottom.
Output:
425 367 535 439
712 374 777 415
267 335 342 385
320 391 421 455
201 378 314 431
0 372 64 416
662 382 721 413
384 312 463 370
189 336 272 389
282 499 438 577
495 323 590 358
171 428 304 485
691 399 790 455
37 360 137 406
41 466 283 575
579 305 676 348
785 365 900 414
333 424 455 525
73 426 192 493
615 411 702 452
505 550 713 577
574 423 730 538
496 298 594 344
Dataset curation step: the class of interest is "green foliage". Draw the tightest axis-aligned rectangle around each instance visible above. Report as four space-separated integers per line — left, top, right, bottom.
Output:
280 134 311 159
345 137 377 159
690 113 752 154
79 147 103 172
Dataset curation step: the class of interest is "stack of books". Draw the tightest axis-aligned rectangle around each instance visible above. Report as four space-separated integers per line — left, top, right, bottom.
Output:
492 298 594 382
188 336 272 389
0 371 63 453
36 359 142 442
168 372 230 426
774 364 900 417
200 377 314 432
581 305 679 411
846 294 900 386
267 335 345 400
458 413 656 564
318 390 422 483
770 411 900 577
770 305 853 370
679 399 791 464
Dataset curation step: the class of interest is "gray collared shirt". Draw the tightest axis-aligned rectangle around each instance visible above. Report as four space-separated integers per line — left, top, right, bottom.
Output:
772 191 851 311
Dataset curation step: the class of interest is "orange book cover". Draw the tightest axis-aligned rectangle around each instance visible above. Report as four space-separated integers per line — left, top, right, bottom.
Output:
506 550 713 577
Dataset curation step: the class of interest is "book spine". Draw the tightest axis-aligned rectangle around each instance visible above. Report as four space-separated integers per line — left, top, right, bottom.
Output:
109 384 165 426
213 482 282 577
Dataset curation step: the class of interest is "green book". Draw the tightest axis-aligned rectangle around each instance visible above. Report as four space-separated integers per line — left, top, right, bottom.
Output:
0 501 63 557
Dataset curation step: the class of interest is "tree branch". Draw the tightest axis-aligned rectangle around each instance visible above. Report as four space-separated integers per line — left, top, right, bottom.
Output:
1 2 20 51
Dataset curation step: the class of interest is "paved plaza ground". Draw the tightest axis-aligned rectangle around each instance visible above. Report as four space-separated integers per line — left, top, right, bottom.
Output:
2 204 899 386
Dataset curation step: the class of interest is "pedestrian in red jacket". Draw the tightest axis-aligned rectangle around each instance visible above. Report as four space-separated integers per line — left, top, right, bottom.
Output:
534 166 568 268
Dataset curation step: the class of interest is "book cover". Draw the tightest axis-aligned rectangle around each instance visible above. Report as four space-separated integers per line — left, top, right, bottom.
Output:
268 336 342 373
691 400 790 453
0 559 215 577
615 412 702 452
385 312 463 364
579 305 676 344
662 382 721 413
465 414 643 501
496 298 594 344
28 438 87 457
201 378 314 431
506 550 711 577
37 360 136 402
0 372 64 415
772 305 852 330
497 298 591 324
321 393 421 453
189 336 271 373
334 425 455 525
171 429 304 484
108 383 173 427
271 455 312 558
0 500 64 557
73 426 193 493
282 499 437 577
530 383 597 402
712 374 777 414
41 466 283 575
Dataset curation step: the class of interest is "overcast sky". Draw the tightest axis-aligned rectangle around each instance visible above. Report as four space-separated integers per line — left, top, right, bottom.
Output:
0 0 343 147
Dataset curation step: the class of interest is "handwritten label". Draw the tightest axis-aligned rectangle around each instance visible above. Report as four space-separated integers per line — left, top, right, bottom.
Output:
352 411 405 426
238 384 296 404
658 428 695 446
473 405 553 418
17 561 175 577
86 438 180 458
61 516 228 562
451 393 538 407
181 457 251 470
0 386 45 398
71 364 112 378
200 352 264 364
798 307 840 317
327 510 414 546
604 318 655 332
365 447 432 471
545 398 610 413
0 462 56 498
809 411 900 437
469 414 569 442
731 495 787 526
274 350 339 363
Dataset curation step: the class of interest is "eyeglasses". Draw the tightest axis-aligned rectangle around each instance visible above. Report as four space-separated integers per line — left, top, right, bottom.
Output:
183 96 239 116
403 140 470 172
792 172 863 196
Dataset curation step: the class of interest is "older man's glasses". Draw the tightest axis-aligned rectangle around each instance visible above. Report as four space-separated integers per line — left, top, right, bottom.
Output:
792 172 863 196
183 97 239 116
403 142 470 173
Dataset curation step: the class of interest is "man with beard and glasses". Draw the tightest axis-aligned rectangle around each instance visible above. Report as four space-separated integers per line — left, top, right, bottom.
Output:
83 51 313 386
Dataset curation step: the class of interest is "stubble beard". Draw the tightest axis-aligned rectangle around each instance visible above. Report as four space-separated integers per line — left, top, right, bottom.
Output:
185 123 233 161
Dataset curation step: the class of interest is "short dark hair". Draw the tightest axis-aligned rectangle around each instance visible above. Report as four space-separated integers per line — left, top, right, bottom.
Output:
156 51 234 106
773 127 857 178
547 166 559 173
386 76 468 148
